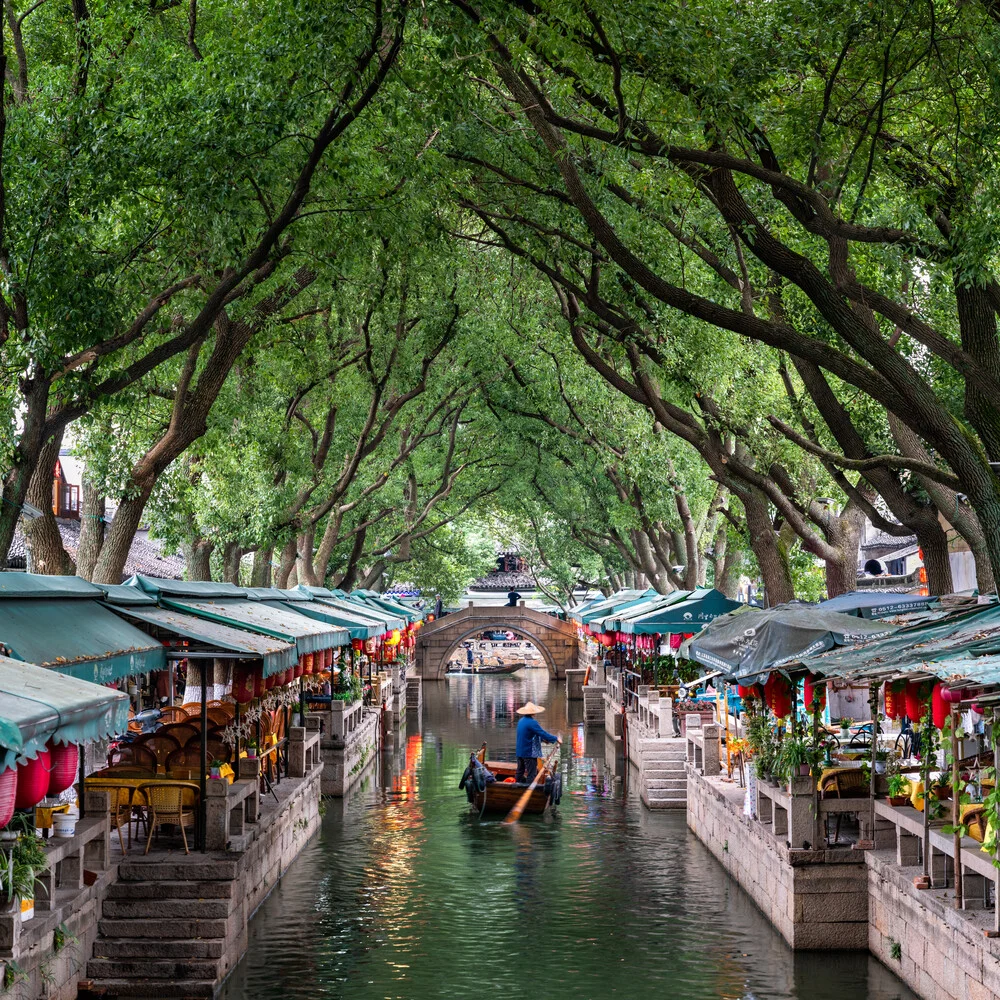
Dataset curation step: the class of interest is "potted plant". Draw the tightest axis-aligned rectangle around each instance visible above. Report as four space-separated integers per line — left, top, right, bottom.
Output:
245 740 258 760
209 759 224 779
2 830 48 922
839 717 854 738
873 748 890 774
887 774 910 806
779 736 814 778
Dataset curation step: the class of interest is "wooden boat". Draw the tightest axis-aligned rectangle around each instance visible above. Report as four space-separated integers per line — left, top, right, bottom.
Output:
445 661 523 676
458 744 562 815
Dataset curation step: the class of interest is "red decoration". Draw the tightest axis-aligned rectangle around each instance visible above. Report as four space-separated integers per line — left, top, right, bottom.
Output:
736 683 761 701
233 664 257 703
931 682 949 729
0 767 16 828
15 750 51 809
46 742 78 797
803 673 826 713
883 680 906 721
324 648 334 669
941 685 966 704
253 670 266 699
352 639 363 653
763 673 792 719
294 655 306 679
905 680 929 721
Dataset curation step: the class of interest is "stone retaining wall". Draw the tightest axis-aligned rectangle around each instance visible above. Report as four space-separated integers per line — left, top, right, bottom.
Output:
686 770 868 950
868 850 1000 1000
319 708 380 796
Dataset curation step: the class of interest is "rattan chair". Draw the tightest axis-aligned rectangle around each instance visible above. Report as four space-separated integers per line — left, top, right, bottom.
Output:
107 785 139 854
158 723 199 746
138 782 197 855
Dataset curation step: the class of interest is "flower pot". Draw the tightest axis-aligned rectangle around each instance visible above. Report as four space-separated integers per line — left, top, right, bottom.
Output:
797 763 811 776
934 786 951 801
874 761 887 775
889 795 910 807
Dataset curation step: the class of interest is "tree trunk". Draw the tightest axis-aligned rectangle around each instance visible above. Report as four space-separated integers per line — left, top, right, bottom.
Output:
717 542 743 600
250 546 273 588
276 538 297 589
295 528 318 586
91 492 152 584
24 429 74 575
76 477 106 581
222 540 242 584
183 538 214 581
823 502 866 599
741 488 794 605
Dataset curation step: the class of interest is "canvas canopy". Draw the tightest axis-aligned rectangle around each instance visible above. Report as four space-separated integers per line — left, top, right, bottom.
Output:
817 591 934 619
0 573 166 684
621 589 744 635
0 656 129 772
687 603 898 683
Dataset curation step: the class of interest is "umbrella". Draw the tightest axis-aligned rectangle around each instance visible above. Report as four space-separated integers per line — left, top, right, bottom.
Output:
817 591 934 619
686 602 899 683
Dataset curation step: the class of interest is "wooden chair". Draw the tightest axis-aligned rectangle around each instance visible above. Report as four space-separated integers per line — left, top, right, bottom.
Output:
107 785 141 854
165 745 203 772
96 764 154 779
158 723 199 746
157 706 189 724
139 782 197 855
133 733 181 770
107 744 157 771
206 707 232 727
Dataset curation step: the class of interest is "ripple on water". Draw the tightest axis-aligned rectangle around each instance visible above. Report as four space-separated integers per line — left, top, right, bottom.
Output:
220 677 917 1000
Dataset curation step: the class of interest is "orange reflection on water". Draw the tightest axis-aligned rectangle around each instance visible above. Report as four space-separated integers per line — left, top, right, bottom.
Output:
393 732 423 799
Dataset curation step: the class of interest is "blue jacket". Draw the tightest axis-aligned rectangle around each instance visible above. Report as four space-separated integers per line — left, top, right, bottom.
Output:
515 716 557 758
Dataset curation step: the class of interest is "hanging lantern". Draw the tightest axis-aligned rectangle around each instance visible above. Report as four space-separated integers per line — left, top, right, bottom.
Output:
233 664 257 703
15 750 51 809
941 684 966 704
763 673 792 719
883 680 906 721
253 669 266 699
803 673 826 713
46 743 78 797
0 767 16 829
386 630 401 647
265 672 277 690
324 648 334 670
295 655 307 679
931 682 949 728
352 638 363 653
669 634 682 650
364 638 378 655
736 683 760 701
905 680 929 721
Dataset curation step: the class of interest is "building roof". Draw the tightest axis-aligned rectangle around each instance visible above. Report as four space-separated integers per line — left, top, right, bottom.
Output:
469 569 536 592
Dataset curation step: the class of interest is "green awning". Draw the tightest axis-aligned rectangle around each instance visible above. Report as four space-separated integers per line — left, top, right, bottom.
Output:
243 587 381 641
160 597 349 655
349 590 421 623
126 575 246 599
579 589 659 626
109 605 297 676
0 656 130 772
0 573 107 599
0 596 166 684
297 587 402 633
622 589 744 635
593 591 692 632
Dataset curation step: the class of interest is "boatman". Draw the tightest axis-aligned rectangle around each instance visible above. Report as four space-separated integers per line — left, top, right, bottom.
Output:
515 702 561 783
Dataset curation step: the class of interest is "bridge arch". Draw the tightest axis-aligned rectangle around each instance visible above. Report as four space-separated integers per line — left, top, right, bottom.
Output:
415 604 580 681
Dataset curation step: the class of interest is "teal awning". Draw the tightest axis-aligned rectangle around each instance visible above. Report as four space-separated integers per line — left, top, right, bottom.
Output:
109 605 297 677
594 591 692 632
578 589 659 626
349 590 421 623
0 596 166 684
0 656 130 772
126 575 246 599
297 587 402 632
276 601 380 641
159 597 349 655
622 589 744 634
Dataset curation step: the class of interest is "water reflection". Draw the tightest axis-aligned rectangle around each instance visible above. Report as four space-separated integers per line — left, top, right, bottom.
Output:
220 671 916 1000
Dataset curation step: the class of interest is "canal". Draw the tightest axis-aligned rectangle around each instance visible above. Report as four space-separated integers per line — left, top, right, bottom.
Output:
220 671 916 1000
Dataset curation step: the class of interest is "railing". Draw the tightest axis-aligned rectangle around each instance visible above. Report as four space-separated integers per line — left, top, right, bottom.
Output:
621 668 641 710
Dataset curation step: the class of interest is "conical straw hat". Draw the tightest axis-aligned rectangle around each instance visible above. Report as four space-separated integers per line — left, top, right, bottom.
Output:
516 701 545 715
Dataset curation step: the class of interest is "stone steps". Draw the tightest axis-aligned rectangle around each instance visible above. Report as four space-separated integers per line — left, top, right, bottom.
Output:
88 958 220 980
117 859 238 882
102 897 231 920
643 778 687 790
93 938 225 960
84 978 216 998
97 917 229 939
106 879 235 900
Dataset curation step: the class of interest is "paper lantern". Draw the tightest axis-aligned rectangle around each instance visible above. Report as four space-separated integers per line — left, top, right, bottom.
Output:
253 670 266 699
905 680 929 721
46 742 78 797
386 630 401 647
941 685 966 703
883 680 905 721
324 648 334 669
352 638 363 653
0 767 16 828
803 673 826 713
294 655 306 679
764 673 792 719
233 664 257 703
364 638 378 655
265 672 277 690
931 682 949 729
15 750 51 809
736 683 759 701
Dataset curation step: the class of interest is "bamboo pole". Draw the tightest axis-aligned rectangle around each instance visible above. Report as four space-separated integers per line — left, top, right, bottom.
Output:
993 708 999 935
919 694 933 888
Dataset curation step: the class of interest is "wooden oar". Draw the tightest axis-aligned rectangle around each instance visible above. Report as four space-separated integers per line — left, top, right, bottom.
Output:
502 742 561 826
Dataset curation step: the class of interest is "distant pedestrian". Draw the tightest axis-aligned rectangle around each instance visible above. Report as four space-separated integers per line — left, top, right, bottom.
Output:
466 646 474 668
507 589 521 607
434 593 443 618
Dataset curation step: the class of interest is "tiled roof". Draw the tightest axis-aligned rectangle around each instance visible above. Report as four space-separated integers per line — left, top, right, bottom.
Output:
469 569 536 592
8 519 185 581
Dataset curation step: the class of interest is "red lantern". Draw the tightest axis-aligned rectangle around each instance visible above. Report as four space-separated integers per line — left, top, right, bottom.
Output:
15 750 51 809
941 685 966 703
352 638 363 653
0 767 16 828
265 672 277 690
763 673 792 719
233 664 257 703
803 673 826 713
883 680 905 721
736 683 761 701
47 742 78 797
931 682 949 728
905 680 928 721
324 648 334 669
364 638 378 655
253 670 266 699
294 655 305 679
300 653 312 678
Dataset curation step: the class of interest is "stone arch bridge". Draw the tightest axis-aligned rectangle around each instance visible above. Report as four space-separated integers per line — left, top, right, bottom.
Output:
415 604 580 680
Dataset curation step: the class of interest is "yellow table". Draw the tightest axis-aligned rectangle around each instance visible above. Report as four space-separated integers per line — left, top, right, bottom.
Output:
34 802 70 830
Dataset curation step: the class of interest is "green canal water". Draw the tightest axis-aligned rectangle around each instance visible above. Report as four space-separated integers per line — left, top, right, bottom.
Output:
219 671 916 1000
